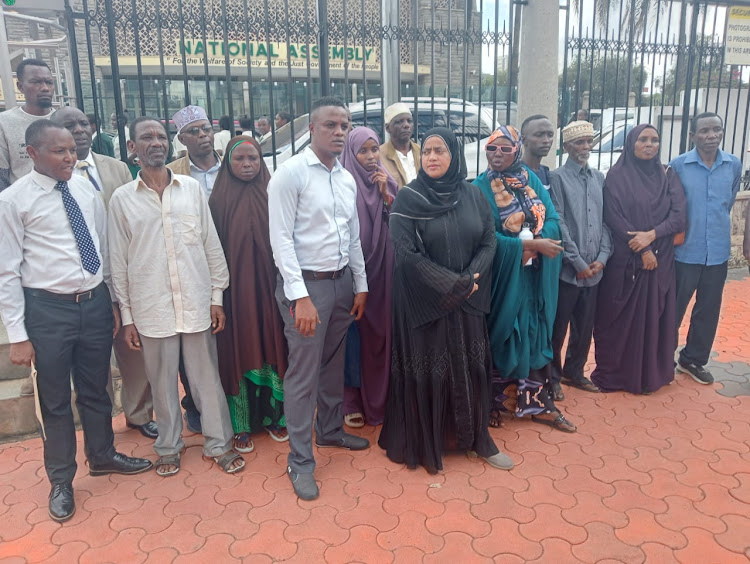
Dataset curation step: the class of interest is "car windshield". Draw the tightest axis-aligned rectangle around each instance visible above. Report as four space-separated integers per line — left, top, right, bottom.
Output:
259 114 310 156
595 124 634 153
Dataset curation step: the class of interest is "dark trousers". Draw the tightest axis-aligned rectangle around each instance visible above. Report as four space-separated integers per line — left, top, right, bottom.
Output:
24 284 116 485
675 261 728 367
550 280 599 385
178 353 199 414
275 270 354 474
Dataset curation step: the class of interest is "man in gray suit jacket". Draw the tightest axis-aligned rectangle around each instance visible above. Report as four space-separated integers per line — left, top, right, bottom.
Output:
51 107 157 439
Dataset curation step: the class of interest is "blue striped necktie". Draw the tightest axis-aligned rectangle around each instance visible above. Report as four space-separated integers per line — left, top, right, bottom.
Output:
76 161 101 192
55 181 101 274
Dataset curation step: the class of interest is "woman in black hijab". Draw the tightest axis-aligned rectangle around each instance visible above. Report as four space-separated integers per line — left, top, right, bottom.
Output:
378 128 514 474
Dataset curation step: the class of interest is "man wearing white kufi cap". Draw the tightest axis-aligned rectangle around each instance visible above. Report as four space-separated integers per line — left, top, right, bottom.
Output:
547 120 612 402
168 105 222 200
379 102 421 188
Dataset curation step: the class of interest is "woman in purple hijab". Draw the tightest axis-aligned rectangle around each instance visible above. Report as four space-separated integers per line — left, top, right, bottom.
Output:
591 124 687 394
340 127 399 426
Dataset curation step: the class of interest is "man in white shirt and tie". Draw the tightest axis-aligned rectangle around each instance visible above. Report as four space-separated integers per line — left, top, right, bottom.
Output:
268 96 369 501
51 107 158 441
108 116 244 477
0 121 152 522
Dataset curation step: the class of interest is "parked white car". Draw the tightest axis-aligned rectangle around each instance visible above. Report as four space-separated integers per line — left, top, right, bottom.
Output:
261 97 500 180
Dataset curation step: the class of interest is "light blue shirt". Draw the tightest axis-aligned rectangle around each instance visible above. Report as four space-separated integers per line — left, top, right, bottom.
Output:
188 154 221 199
669 148 741 266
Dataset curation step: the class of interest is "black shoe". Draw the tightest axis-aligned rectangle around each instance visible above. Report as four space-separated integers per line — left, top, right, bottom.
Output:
552 382 565 401
315 432 370 451
677 361 714 385
89 452 153 476
126 420 158 439
184 409 202 434
49 483 75 522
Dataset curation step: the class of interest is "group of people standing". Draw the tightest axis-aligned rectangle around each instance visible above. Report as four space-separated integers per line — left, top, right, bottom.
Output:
0 57 745 520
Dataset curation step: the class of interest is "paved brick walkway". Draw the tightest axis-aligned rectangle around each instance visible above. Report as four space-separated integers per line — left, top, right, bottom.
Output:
1 275 749 563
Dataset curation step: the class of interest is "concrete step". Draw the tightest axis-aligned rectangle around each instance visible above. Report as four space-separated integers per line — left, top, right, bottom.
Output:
0 343 30 381
0 376 123 442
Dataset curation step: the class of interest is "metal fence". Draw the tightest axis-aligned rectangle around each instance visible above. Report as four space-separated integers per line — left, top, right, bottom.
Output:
559 0 750 173
64 0 518 174
61 0 750 174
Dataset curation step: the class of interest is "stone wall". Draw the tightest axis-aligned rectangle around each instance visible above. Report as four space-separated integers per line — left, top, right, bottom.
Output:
730 191 749 269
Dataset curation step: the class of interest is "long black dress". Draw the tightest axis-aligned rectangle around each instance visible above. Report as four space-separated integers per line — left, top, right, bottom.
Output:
378 129 499 473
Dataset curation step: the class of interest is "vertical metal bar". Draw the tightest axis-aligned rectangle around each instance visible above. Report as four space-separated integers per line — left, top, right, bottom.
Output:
461 0 468 141
446 0 452 123
648 0 663 124
104 0 127 159
505 0 514 124
573 0 584 116
588 0 597 115
667 1 681 161
431 0 436 129
740 69 750 160
731 66 742 153
64 0 85 110
636 0 650 123
693 0 708 119
597 0 612 145
705 3 719 113
304 0 313 114
342 0 350 104
283 0 296 151
198 0 213 119
262 0 277 168
241 0 256 132
154 0 171 134
559 0 572 166
82 0 104 138
176 0 191 104
624 0 637 128
360 0 368 126
475 0 483 174
318 0 331 96
413 0 419 142
680 0 700 154
129 0 147 114
220 0 234 126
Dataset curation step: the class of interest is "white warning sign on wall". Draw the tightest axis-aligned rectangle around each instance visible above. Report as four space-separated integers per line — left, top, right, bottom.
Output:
726 6 750 65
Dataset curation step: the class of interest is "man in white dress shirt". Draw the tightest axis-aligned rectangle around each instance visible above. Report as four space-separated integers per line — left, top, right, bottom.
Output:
51 107 158 440
268 96 369 501
108 117 244 476
0 121 152 522
379 102 421 189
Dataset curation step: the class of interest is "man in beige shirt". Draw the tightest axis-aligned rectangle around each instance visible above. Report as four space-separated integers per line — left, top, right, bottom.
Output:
379 103 421 188
108 116 244 476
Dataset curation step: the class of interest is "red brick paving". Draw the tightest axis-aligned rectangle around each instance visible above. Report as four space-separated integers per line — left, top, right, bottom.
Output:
1 276 749 563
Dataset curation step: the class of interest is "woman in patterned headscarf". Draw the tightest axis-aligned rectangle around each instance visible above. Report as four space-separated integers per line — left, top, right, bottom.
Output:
473 125 577 433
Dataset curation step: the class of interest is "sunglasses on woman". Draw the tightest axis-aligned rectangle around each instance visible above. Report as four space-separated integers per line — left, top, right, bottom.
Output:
486 144 517 153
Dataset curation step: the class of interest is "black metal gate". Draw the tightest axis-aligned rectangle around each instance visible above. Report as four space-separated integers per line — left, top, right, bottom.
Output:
559 0 750 171
63 0 517 169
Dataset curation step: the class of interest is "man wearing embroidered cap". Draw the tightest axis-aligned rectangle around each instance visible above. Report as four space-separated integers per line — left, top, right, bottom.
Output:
169 105 222 200
548 120 612 400
379 102 421 188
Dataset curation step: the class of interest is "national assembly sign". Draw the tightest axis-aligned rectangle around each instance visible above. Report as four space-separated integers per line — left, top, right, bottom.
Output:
726 5 750 65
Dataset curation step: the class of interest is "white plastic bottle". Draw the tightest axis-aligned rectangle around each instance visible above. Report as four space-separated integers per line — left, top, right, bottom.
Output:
519 224 533 266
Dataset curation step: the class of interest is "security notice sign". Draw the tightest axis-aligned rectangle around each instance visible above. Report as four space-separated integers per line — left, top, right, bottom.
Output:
726 6 750 65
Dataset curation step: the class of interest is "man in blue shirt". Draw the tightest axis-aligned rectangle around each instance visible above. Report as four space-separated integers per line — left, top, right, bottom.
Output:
669 112 742 384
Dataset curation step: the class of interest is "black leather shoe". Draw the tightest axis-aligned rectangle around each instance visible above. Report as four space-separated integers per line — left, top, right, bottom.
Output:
49 483 75 522
127 420 158 439
315 432 370 451
89 452 153 476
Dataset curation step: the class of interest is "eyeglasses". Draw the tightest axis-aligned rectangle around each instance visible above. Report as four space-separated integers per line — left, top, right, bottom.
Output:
184 125 214 136
486 144 517 154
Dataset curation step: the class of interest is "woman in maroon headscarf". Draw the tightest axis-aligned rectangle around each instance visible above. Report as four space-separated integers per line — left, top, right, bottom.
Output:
339 126 398 427
208 135 289 452
591 124 686 394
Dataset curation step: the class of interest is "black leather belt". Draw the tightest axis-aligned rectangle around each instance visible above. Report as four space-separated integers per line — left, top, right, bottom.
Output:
301 266 347 281
24 283 103 303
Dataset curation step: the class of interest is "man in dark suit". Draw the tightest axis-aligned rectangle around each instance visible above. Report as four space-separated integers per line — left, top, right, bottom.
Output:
52 107 157 440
